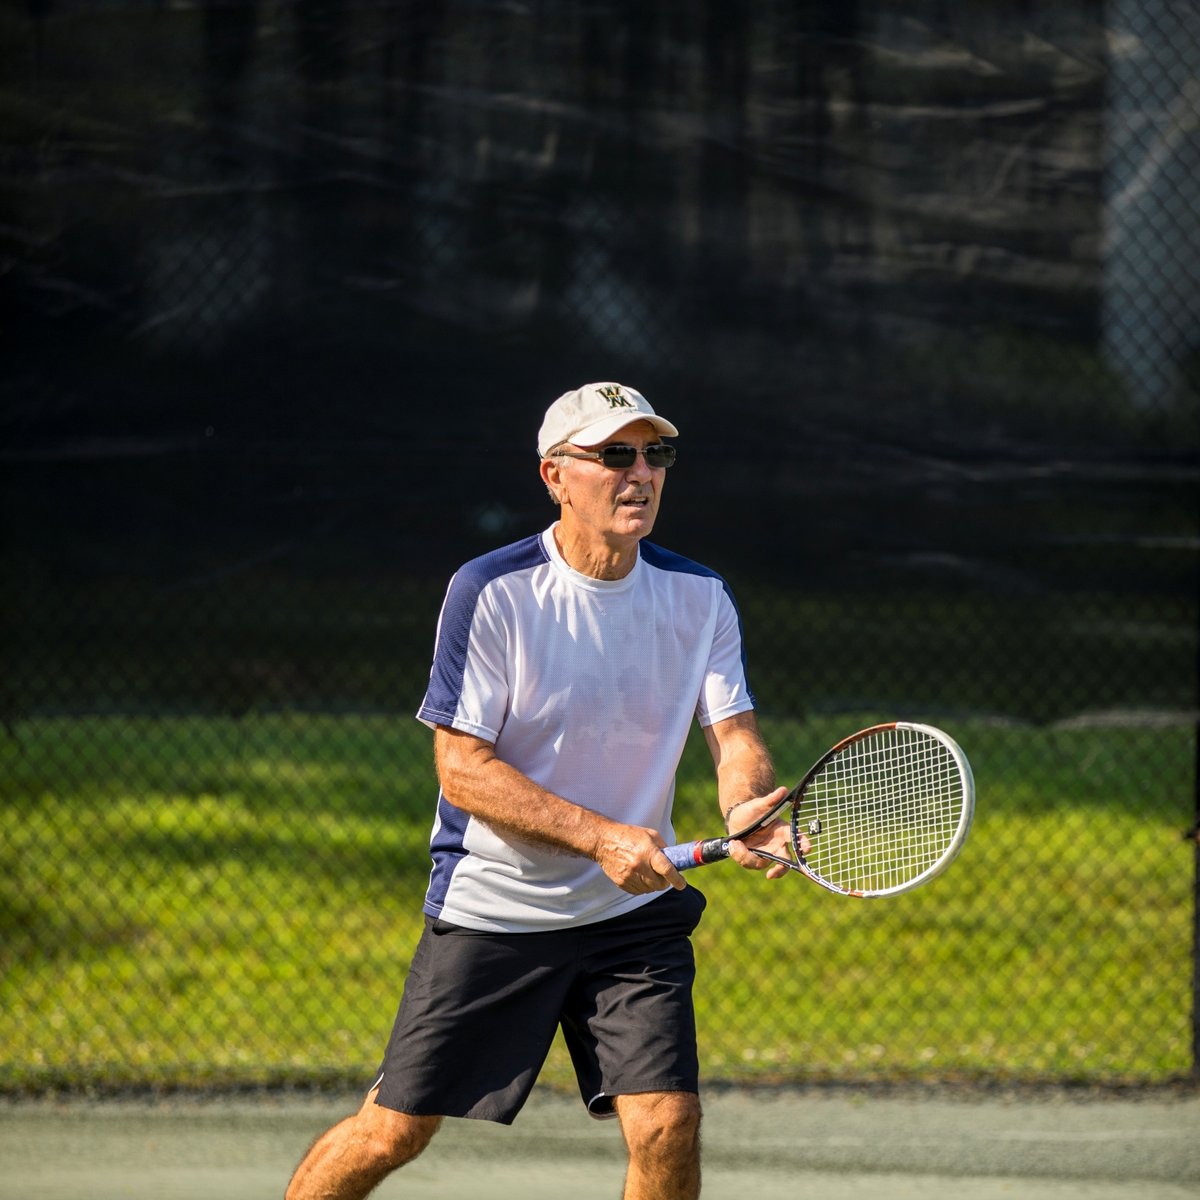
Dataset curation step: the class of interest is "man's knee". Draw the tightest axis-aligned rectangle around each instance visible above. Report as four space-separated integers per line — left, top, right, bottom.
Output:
284 1091 442 1200
617 1091 702 1162
357 1091 442 1168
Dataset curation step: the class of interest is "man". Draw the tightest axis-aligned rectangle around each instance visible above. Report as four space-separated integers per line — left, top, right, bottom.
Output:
286 382 794 1200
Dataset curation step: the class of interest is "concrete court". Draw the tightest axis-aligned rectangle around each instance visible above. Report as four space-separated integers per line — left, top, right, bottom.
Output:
1 1084 1196 1199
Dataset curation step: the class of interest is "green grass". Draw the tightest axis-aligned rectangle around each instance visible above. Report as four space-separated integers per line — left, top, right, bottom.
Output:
0 713 1194 1092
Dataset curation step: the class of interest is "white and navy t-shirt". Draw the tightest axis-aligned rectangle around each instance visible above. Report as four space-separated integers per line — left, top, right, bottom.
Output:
416 524 755 932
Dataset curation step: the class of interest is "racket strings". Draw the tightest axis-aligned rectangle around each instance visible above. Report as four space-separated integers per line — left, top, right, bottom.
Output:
800 727 964 894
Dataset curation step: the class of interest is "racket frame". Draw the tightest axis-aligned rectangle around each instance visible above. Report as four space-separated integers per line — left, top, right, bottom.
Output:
664 721 975 898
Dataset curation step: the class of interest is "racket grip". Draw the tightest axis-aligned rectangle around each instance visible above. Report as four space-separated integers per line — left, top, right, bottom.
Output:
662 838 731 871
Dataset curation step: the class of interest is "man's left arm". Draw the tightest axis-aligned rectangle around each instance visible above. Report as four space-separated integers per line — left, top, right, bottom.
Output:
702 710 794 879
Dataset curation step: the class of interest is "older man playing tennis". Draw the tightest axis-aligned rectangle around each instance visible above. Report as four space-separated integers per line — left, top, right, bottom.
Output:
286 382 792 1200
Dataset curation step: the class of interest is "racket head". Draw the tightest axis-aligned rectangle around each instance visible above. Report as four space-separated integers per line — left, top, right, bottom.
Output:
789 722 974 898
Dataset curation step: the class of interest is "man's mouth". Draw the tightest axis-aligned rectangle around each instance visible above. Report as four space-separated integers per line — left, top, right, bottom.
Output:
619 495 651 508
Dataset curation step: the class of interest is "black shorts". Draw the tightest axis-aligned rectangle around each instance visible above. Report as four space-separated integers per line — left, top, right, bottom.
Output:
371 885 707 1125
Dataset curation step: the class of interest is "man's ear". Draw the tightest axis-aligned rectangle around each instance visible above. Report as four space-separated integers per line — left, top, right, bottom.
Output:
540 457 568 506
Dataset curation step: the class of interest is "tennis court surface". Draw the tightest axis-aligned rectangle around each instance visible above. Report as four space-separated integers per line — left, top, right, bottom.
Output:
2 1084 1196 1199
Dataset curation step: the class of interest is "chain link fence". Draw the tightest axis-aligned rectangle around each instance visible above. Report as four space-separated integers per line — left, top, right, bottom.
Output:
2 1 1197 1092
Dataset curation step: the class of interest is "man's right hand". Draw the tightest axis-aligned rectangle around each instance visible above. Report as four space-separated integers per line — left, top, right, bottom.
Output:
594 824 687 894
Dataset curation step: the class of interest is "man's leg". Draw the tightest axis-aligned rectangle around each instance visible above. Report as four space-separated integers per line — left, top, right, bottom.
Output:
285 1087 442 1200
614 1091 702 1200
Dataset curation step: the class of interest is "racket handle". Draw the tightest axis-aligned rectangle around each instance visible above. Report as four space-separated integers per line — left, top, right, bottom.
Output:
662 838 731 871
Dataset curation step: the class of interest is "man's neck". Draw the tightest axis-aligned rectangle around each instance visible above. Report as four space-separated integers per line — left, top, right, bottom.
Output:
552 522 640 580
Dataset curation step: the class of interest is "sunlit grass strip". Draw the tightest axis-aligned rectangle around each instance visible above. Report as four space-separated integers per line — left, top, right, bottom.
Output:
0 713 1193 1090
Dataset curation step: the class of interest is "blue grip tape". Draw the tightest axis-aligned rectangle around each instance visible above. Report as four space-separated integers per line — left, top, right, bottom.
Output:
663 842 704 871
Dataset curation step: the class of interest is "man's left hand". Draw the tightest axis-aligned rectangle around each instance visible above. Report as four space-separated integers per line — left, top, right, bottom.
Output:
725 787 807 880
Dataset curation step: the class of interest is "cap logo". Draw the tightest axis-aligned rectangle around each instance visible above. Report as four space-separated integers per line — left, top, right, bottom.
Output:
597 385 635 410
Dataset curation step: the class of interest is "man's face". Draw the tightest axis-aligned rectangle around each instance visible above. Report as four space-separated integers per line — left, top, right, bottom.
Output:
550 419 669 547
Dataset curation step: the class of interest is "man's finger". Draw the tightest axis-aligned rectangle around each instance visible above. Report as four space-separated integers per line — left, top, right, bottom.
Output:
650 848 687 890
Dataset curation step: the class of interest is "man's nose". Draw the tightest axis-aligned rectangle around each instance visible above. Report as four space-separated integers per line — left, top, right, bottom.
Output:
626 450 655 478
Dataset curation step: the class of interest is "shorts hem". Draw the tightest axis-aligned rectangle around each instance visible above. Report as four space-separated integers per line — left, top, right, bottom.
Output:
372 1090 519 1126
586 1080 700 1120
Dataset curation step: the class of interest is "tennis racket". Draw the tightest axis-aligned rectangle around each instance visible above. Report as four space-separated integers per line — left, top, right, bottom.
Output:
663 722 974 897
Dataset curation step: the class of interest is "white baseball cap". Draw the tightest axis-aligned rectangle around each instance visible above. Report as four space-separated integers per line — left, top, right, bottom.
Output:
537 382 679 457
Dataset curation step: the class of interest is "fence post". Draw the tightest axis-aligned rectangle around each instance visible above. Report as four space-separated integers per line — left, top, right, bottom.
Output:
1192 573 1200 1084
1194 643 1200 1081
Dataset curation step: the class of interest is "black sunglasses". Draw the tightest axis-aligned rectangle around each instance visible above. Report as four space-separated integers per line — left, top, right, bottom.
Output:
554 443 677 469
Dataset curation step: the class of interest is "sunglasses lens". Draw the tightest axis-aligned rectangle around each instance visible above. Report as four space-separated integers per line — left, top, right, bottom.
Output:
596 445 676 468
599 446 638 468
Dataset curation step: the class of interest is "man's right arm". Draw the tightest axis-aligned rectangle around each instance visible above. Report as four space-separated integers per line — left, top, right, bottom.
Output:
433 725 684 894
